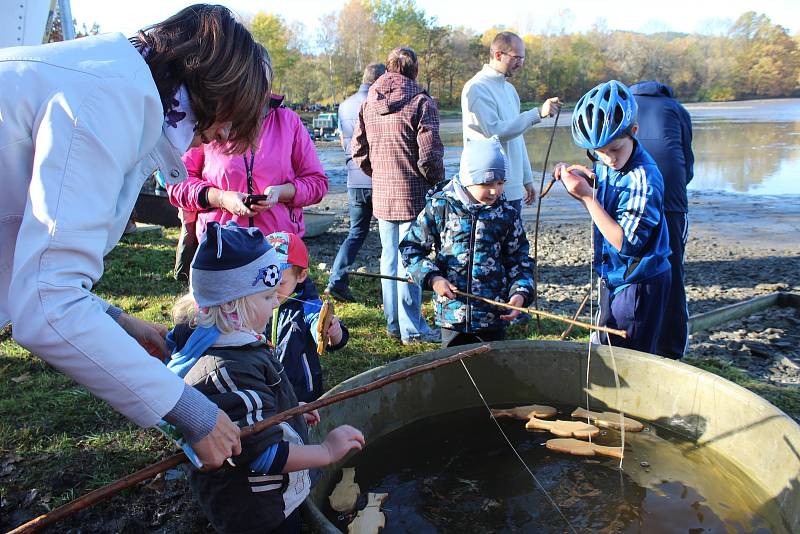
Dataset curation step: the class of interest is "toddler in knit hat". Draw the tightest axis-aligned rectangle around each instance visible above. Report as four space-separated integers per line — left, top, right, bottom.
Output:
400 137 535 348
165 222 364 533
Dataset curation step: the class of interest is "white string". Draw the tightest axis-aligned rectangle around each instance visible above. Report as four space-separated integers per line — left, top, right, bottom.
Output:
459 359 578 534
585 181 597 442
606 334 625 469
586 171 625 469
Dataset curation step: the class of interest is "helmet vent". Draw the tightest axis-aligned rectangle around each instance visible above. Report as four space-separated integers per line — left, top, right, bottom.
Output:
613 105 624 127
577 117 590 142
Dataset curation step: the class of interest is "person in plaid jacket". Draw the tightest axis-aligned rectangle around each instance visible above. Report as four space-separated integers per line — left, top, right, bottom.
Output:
351 46 444 344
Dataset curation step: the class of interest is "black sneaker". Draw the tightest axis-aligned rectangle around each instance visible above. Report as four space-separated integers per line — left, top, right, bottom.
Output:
324 286 356 303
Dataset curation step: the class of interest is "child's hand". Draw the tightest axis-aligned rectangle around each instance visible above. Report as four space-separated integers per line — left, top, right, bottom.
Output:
431 276 457 299
327 316 343 347
500 294 525 321
299 403 321 427
322 425 365 463
555 163 594 202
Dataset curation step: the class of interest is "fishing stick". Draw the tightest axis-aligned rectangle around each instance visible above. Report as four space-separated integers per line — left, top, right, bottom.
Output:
347 270 413 283
451 289 626 339
8 345 491 534
346 270 625 338
559 289 592 340
532 107 561 333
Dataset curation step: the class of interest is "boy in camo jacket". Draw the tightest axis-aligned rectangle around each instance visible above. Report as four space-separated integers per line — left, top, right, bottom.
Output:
401 136 534 348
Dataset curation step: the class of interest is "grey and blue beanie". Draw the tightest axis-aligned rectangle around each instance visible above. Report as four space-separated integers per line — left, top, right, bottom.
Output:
456 136 508 186
190 221 282 308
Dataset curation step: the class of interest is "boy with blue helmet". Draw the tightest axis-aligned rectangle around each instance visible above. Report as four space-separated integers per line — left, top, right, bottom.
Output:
556 80 671 354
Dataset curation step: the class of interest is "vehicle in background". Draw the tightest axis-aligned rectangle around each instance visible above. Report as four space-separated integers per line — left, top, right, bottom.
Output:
312 112 339 141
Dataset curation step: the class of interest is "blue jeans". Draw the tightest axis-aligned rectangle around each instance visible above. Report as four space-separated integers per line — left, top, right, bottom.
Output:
378 219 433 341
328 188 373 292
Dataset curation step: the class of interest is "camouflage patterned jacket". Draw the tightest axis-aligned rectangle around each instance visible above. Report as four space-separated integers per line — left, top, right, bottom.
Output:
401 179 534 332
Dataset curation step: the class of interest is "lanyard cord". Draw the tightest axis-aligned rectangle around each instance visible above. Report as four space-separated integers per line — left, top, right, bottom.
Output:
243 149 256 227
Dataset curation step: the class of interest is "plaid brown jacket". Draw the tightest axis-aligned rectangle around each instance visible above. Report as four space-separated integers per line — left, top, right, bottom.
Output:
351 72 445 221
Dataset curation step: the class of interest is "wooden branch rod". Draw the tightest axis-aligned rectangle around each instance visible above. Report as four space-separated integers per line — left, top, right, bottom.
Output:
346 270 626 339
8 345 491 534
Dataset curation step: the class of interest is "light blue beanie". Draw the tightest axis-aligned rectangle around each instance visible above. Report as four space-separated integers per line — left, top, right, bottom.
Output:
457 136 508 186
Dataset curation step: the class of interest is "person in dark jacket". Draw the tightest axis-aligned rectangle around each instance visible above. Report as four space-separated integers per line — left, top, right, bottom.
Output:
351 47 444 345
630 81 694 359
267 232 349 403
401 137 535 348
166 222 363 533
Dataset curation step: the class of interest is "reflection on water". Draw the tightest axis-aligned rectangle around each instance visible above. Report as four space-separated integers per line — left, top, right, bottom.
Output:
317 98 800 195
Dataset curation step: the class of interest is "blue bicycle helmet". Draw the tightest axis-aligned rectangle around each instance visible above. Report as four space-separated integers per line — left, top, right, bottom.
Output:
571 80 637 149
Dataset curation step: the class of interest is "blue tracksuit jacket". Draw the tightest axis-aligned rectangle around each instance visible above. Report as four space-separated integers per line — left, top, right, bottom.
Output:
592 141 671 292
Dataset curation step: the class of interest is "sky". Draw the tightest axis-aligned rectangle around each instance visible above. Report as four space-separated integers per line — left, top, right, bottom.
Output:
70 0 800 38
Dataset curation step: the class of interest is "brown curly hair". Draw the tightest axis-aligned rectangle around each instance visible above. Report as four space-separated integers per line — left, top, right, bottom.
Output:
131 4 269 154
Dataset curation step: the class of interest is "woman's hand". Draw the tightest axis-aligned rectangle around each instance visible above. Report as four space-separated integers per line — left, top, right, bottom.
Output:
431 276 457 299
250 185 282 212
193 410 242 470
216 189 255 218
500 293 525 321
117 313 169 361
321 425 365 463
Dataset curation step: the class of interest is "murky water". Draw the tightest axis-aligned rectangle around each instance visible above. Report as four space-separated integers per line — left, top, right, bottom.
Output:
317 98 800 196
323 407 790 534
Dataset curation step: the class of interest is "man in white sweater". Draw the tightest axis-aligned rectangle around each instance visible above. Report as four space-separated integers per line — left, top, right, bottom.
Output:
461 31 561 210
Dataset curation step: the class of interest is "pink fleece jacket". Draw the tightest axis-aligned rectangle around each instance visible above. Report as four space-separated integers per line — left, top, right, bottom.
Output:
168 106 328 239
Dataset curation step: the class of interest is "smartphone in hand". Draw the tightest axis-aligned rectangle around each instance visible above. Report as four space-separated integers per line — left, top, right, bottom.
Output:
242 194 270 207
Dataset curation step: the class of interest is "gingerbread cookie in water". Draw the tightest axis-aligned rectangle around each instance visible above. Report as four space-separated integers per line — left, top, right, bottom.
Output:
329 467 360 513
526 417 600 439
348 492 388 534
571 407 644 432
546 438 624 460
490 404 557 421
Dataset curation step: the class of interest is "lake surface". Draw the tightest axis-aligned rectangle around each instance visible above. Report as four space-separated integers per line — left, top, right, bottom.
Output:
317 98 800 196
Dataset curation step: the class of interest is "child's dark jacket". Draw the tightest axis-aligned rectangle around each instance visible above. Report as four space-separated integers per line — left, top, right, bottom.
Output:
400 179 534 332
171 326 310 533
272 278 348 402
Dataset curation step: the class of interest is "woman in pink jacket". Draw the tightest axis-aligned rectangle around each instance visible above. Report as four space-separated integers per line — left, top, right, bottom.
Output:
169 94 328 239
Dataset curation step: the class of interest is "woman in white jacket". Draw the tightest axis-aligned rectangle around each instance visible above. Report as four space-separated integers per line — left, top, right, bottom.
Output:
0 4 268 468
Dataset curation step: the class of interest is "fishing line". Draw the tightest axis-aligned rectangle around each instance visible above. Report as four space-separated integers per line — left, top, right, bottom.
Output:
459 359 578 534
532 107 562 333
282 294 324 309
583 167 625 469
585 177 597 443
606 334 625 470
